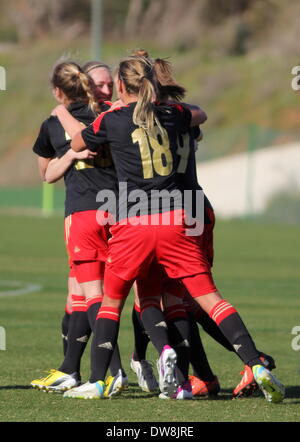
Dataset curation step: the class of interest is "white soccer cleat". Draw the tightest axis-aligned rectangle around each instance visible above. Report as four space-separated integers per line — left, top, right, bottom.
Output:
63 381 105 399
130 358 159 392
30 369 80 392
156 345 178 398
159 380 193 400
252 365 285 403
104 369 129 397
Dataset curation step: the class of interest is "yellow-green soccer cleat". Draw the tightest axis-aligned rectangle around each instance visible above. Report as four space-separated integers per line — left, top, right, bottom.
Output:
252 365 285 403
30 369 80 392
104 369 129 398
63 381 105 399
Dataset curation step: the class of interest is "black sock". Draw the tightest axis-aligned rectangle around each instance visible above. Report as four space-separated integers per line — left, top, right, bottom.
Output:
188 313 215 381
90 317 120 383
210 301 261 367
59 311 91 374
197 313 234 353
61 312 71 356
132 306 150 361
166 317 190 384
87 301 101 330
109 343 126 377
140 306 169 354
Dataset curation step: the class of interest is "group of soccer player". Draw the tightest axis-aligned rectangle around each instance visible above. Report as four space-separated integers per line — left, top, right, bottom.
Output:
31 50 285 403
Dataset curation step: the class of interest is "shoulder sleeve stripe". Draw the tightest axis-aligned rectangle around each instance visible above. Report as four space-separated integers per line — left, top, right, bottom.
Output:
168 103 184 113
92 105 128 134
92 111 109 134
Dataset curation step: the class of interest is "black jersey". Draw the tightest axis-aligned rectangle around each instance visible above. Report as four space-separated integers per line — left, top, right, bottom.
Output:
32 101 118 217
81 102 191 220
176 127 213 220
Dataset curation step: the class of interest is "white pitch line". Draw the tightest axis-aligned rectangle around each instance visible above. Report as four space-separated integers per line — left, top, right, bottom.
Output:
0 280 42 298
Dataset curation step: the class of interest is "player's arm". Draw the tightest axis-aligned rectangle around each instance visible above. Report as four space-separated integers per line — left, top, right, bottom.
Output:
72 113 109 153
53 104 85 138
182 103 207 126
70 131 87 152
37 156 53 181
45 149 97 183
32 120 55 181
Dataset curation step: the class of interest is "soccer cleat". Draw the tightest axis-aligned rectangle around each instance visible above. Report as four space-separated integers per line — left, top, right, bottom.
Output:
173 380 193 400
232 365 256 398
252 365 285 403
104 369 129 397
232 354 276 399
30 369 80 392
156 345 178 398
189 375 220 396
130 358 159 392
63 381 105 399
159 380 193 400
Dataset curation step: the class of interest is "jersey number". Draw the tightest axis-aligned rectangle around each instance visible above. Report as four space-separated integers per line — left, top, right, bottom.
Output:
176 133 190 174
132 126 173 179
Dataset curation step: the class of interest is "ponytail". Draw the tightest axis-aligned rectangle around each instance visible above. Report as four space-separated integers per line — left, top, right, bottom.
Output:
118 56 157 130
154 58 186 102
51 61 99 113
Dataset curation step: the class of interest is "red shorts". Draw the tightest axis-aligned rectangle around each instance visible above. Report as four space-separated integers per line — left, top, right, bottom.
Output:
136 262 184 301
64 210 109 264
106 210 211 281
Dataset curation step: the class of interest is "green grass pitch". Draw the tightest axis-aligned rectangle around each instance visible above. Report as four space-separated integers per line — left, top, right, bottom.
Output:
0 213 299 422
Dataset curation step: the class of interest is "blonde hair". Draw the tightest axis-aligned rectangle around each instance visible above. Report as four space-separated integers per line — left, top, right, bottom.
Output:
118 56 158 130
51 61 99 113
131 49 185 102
83 61 111 75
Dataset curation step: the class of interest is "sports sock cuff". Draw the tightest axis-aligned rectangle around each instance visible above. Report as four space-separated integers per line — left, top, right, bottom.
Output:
96 306 121 322
65 305 72 315
164 305 187 321
86 296 103 309
71 294 87 312
140 302 160 315
134 303 141 313
209 300 237 326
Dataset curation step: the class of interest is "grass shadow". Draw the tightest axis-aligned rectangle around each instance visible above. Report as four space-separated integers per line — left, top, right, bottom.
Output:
0 385 32 390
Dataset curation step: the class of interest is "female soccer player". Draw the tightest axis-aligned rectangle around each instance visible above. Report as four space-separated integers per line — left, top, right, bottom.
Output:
64 55 285 403
31 61 127 395
130 51 276 399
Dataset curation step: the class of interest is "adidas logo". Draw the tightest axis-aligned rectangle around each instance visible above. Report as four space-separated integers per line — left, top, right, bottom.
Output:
76 335 89 343
233 344 242 352
74 246 81 253
61 334 68 341
155 321 167 328
98 341 113 350
178 339 190 348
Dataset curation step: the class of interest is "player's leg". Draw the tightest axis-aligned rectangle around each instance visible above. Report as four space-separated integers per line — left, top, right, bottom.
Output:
58 276 91 378
31 275 93 392
157 210 284 403
64 270 132 399
161 289 193 400
130 286 158 393
189 205 276 398
73 259 127 383
131 283 150 362
137 272 178 398
61 289 72 356
181 274 285 403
